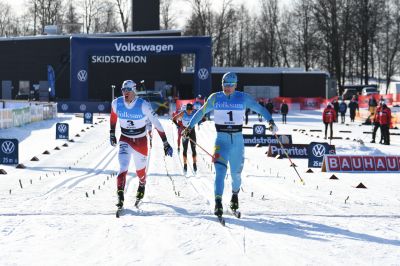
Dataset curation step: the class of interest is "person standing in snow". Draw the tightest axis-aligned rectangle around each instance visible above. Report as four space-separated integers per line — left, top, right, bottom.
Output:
110 80 173 209
379 103 391 145
348 96 359 122
322 102 336 139
280 100 289 124
172 103 198 174
338 100 347 124
370 101 382 143
181 72 277 218
332 99 339 122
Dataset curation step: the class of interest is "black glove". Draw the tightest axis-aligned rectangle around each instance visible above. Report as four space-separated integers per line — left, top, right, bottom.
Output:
110 129 117 146
268 120 278 133
182 127 192 139
163 141 173 157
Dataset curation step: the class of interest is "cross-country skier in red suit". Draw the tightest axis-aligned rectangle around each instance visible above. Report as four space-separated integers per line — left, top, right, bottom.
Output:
110 80 173 209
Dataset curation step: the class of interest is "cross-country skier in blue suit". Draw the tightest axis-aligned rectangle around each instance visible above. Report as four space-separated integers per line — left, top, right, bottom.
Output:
182 72 278 217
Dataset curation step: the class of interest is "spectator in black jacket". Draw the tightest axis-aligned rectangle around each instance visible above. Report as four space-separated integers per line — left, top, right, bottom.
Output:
332 99 339 122
280 100 289 124
266 99 274 116
348 96 359 122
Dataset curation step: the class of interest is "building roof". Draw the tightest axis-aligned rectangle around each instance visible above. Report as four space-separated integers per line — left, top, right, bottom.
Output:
183 66 328 75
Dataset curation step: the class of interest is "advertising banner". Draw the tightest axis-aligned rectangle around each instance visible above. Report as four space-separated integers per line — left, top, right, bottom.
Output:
0 139 19 165
84 112 93 124
322 155 400 172
56 123 69 139
307 142 336 168
244 135 292 147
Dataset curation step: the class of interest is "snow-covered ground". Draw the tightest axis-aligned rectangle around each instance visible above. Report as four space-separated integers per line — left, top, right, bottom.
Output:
0 111 399 266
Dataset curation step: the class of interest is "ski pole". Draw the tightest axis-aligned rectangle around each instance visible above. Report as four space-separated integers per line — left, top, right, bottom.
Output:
186 136 216 160
273 133 305 185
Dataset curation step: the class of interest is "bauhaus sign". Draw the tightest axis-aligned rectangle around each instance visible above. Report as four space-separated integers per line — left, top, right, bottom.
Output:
322 155 400 172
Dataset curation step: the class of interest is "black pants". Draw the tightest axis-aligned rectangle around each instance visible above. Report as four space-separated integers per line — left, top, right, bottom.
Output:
340 113 345 123
372 123 380 141
324 122 333 139
182 129 196 157
350 111 356 122
282 114 287 123
380 124 390 144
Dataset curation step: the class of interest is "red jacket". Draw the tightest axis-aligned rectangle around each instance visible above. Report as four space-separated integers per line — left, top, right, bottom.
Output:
378 107 391 125
323 107 336 123
373 106 382 123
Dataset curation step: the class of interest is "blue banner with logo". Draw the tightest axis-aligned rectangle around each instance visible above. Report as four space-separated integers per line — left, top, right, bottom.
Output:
47 65 56 98
0 139 19 165
84 112 93 124
70 36 212 101
56 123 69 139
307 142 336 168
243 134 292 146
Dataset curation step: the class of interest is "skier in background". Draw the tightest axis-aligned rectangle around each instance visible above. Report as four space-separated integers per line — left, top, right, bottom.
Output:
380 103 391 145
172 107 184 153
322 102 336 139
110 80 173 209
173 103 198 174
182 72 277 219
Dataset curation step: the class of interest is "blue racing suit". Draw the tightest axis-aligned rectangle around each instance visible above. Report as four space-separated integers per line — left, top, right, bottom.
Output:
188 91 273 197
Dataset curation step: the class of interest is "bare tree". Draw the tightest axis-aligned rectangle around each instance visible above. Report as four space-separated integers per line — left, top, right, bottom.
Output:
114 0 129 32
160 0 177 29
63 0 81 33
0 1 13 36
27 0 63 34
79 0 106 33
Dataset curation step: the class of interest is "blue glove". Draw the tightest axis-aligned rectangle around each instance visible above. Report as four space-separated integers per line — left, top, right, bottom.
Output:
110 129 117 146
163 141 173 156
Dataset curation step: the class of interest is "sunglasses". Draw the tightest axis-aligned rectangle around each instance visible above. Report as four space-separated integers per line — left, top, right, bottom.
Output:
223 83 236 88
121 87 135 92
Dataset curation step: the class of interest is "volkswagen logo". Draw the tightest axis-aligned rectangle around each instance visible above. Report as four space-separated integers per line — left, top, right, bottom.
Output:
254 125 264 135
77 70 88 82
312 144 326 157
1 141 15 154
79 104 87 111
85 113 92 119
61 104 69 111
198 68 209 80
57 124 68 133
98 104 105 111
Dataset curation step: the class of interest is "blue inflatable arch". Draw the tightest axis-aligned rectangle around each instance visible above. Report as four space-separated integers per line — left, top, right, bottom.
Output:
70 36 212 101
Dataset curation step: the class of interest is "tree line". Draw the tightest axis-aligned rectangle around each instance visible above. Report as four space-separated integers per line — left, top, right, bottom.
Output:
1 0 400 92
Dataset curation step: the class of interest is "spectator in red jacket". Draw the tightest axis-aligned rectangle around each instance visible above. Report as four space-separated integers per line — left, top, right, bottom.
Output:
379 103 391 145
322 103 337 139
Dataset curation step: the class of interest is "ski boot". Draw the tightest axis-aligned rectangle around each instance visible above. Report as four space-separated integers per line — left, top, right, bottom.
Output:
230 192 239 211
183 163 188 175
193 163 197 173
116 190 124 209
136 184 145 200
370 139 375 143
214 196 223 217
